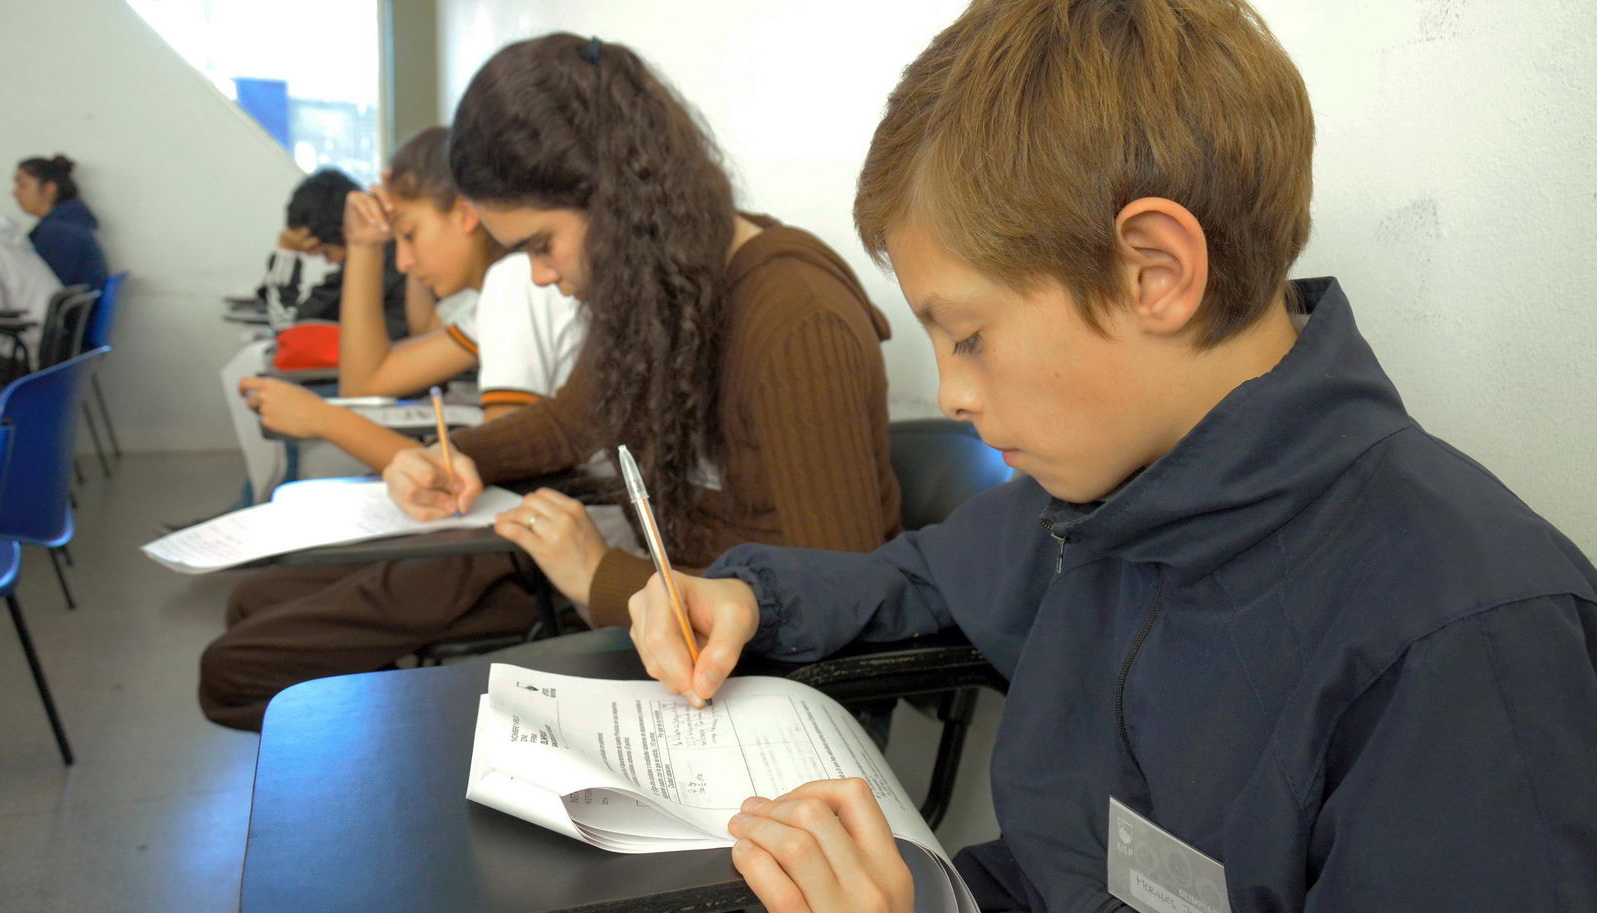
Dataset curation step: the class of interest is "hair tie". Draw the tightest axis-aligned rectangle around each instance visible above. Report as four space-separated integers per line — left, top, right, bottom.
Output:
584 36 602 66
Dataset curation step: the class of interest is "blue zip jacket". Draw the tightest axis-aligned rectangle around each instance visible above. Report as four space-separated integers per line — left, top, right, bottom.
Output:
30 198 108 292
710 278 1597 912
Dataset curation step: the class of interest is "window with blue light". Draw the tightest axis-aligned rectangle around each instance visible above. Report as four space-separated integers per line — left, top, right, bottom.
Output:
128 0 382 185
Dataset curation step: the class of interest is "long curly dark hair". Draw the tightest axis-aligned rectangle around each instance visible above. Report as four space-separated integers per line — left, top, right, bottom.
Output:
449 34 735 557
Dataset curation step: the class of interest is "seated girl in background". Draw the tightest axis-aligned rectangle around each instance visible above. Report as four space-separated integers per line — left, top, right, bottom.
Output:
238 126 585 472
12 154 108 292
199 34 900 731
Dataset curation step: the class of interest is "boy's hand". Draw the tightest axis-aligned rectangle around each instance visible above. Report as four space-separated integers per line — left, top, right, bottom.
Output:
276 225 317 252
728 779 914 913
383 445 483 520
343 189 392 247
628 572 758 705
239 376 331 439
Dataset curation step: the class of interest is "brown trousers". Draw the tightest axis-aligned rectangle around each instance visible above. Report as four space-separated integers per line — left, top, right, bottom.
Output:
198 552 534 731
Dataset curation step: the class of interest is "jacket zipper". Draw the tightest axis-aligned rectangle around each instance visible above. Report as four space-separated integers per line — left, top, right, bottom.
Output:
1092 899 1129 913
1114 569 1166 779
1051 532 1070 573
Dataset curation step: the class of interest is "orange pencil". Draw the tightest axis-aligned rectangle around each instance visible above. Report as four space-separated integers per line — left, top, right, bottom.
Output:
429 385 459 517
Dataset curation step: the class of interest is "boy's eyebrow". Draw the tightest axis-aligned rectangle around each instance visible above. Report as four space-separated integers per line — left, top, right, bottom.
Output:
912 295 971 330
912 296 947 328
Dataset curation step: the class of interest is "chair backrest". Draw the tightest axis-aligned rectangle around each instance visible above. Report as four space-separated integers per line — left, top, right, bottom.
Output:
887 418 1014 531
0 346 109 546
37 287 99 369
83 271 128 349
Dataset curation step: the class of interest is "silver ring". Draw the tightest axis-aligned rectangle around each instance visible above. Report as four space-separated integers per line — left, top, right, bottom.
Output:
524 514 540 529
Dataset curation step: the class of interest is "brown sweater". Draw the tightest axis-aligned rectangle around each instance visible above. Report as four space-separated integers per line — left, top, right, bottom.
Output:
449 215 901 625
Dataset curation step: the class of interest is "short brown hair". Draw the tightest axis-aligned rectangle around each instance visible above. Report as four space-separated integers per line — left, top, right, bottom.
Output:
855 0 1314 347
387 126 456 210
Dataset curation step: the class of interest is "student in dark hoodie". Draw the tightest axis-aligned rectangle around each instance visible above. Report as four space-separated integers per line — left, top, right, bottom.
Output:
627 2 1597 912
12 155 108 292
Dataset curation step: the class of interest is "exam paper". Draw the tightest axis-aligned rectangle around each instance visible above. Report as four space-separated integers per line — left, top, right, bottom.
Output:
467 665 978 913
347 402 484 430
141 480 522 574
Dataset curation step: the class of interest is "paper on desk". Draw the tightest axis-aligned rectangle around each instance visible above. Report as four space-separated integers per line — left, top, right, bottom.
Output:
348 402 484 430
467 665 978 913
140 480 523 574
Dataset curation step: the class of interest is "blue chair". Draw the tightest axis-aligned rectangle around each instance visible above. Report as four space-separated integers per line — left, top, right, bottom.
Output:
0 346 109 764
79 271 127 476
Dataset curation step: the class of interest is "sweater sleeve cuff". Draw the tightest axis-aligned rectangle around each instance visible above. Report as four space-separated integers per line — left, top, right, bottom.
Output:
586 549 655 628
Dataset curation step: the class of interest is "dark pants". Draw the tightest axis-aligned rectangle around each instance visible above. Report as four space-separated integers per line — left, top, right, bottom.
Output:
198 552 531 731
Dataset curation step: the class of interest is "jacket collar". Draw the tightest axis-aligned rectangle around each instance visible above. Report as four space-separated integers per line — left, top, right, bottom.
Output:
1040 278 1414 580
41 198 98 232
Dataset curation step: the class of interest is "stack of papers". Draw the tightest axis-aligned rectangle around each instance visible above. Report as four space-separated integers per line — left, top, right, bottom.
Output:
141 479 523 573
468 664 978 912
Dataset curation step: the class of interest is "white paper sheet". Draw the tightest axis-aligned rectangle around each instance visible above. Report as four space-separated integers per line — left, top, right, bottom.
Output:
344 402 484 430
467 665 978 913
140 480 523 573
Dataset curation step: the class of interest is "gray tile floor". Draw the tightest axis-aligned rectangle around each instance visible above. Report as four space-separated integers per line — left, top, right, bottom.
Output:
1 452 256 913
0 451 1002 913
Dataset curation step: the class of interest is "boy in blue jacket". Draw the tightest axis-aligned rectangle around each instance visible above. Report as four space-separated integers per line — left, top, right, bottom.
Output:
627 0 1597 911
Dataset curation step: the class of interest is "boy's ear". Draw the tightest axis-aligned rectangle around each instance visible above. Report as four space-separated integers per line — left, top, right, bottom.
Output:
1113 198 1209 338
453 197 481 234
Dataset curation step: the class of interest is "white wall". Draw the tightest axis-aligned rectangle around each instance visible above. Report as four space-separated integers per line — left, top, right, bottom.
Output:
1 0 307 451
437 0 1597 555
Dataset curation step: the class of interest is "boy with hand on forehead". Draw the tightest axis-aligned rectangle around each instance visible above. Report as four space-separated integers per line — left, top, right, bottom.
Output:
628 0 1597 911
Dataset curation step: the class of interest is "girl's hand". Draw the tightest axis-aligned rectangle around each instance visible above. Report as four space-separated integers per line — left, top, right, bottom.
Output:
239 377 332 439
343 189 392 247
383 444 482 520
494 489 609 608
728 778 914 913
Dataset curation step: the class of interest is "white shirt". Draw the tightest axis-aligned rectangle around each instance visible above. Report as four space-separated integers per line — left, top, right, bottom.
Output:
0 215 64 356
446 253 584 406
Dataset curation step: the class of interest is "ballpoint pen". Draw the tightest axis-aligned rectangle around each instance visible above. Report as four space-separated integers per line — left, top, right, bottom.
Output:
618 444 703 672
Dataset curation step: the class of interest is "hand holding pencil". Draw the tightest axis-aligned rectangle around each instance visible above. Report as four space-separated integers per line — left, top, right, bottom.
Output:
381 411 484 522
620 445 759 707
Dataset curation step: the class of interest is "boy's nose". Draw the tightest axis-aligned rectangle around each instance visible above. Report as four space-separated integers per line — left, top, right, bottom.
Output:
936 373 981 421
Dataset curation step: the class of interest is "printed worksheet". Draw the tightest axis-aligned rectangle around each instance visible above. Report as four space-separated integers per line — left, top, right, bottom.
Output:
467 665 978 913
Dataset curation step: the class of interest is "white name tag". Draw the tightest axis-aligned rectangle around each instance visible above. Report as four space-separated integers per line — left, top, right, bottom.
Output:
1107 797 1231 913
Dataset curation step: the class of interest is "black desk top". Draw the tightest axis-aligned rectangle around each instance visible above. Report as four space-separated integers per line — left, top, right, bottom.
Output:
243 653 758 913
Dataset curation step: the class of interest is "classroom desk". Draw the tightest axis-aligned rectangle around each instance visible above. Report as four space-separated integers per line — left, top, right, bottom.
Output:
223 295 270 325
264 471 589 569
241 654 760 913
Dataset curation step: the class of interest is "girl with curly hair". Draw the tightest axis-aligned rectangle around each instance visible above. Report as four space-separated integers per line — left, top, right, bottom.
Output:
200 34 899 731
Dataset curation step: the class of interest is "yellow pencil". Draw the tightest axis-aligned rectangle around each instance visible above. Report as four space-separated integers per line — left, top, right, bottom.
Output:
429 386 459 517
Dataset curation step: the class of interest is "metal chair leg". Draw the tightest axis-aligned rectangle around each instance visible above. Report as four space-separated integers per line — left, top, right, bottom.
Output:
91 374 122 459
46 547 76 610
80 402 111 478
7 594 74 765
512 551 561 642
73 457 84 485
57 543 73 567
918 688 979 829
